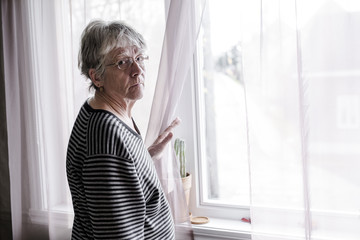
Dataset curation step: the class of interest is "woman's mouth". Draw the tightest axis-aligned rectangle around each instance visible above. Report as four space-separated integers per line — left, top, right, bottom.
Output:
130 82 144 88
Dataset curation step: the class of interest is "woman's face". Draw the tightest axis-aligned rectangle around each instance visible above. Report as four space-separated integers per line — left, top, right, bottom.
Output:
102 45 146 103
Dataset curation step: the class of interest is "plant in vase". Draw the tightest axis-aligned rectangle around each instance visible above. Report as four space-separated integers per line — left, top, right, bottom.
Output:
174 138 209 224
174 138 191 207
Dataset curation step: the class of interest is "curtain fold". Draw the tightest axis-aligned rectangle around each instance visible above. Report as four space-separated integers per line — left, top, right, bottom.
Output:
145 0 206 238
2 0 73 239
243 0 360 239
3 1 34 239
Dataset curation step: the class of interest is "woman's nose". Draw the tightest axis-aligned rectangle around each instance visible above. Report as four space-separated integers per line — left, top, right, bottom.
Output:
130 61 144 77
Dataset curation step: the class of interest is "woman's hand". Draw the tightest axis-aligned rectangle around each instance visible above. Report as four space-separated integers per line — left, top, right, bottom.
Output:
148 118 181 161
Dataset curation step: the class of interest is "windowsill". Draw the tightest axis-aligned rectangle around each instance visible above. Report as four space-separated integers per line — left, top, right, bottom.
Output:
29 207 251 239
28 205 74 228
192 217 251 240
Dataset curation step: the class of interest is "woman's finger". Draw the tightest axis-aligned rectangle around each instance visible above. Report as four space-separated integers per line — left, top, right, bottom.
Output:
154 118 181 143
160 131 173 146
168 117 181 130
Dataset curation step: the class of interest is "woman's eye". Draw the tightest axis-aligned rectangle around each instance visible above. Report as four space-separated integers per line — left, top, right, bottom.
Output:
118 60 127 66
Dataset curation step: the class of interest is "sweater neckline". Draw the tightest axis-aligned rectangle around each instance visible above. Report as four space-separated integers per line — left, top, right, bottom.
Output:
83 100 142 139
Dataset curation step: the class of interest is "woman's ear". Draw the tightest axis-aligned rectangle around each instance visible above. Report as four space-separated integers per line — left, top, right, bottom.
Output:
89 68 102 88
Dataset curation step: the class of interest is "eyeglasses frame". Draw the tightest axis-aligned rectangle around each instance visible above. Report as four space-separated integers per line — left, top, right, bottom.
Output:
105 54 149 70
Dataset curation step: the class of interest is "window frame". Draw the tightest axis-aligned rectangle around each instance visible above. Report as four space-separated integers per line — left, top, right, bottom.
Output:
168 0 251 222
173 46 250 221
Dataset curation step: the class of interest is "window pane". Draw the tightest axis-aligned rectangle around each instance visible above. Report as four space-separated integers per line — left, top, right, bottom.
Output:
199 0 249 206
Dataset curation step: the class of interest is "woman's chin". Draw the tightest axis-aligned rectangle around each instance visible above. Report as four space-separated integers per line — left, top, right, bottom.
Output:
130 89 144 100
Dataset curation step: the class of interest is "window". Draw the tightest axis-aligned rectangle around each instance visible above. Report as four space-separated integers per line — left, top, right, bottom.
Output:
174 0 251 221
181 1 360 238
196 0 250 208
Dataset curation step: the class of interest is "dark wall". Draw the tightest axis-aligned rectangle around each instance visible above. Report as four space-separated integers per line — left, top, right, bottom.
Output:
0 1 13 239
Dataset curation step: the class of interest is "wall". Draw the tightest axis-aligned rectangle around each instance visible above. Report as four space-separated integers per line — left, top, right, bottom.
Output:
0 2 13 239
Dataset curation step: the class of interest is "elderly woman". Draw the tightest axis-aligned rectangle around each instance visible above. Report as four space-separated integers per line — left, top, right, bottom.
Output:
66 20 179 239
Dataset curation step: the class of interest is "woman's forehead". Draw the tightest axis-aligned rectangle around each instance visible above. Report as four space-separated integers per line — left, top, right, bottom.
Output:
110 45 144 57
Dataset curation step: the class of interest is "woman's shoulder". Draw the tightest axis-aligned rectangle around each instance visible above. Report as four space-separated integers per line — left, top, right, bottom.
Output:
84 101 121 127
88 111 125 136
86 103 141 137
86 112 130 156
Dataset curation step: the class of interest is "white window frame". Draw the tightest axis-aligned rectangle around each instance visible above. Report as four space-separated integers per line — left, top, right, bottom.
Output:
173 51 251 240
174 48 250 222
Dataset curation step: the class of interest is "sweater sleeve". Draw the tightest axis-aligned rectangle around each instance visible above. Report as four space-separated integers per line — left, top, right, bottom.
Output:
83 154 146 240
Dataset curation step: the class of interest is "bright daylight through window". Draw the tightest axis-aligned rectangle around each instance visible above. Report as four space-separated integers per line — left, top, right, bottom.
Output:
196 0 250 208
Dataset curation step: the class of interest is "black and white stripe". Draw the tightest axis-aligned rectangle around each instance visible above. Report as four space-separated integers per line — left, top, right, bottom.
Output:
67 101 175 240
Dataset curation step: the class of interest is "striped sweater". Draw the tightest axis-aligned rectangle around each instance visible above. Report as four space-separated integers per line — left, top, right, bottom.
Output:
66 101 175 239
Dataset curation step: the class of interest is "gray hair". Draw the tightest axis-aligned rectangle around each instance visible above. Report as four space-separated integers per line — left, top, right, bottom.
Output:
78 20 147 90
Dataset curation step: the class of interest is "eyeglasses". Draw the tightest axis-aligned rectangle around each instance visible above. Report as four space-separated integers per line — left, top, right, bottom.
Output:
105 54 149 70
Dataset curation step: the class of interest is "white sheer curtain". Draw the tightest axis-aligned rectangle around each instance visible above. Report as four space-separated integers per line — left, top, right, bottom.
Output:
144 0 206 239
242 0 360 239
2 0 74 239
